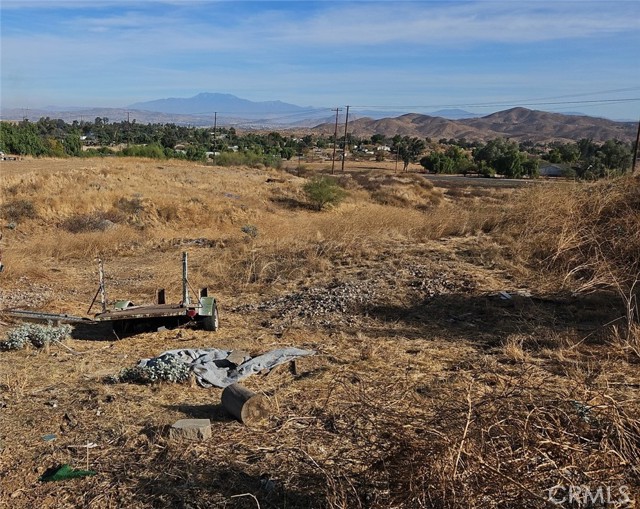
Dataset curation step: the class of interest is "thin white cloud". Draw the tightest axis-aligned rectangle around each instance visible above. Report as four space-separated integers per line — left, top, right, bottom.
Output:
256 2 640 46
5 2 638 49
2 0 639 119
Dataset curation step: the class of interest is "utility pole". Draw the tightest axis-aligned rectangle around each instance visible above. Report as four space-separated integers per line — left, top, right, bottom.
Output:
331 108 342 174
213 112 217 155
632 117 640 174
341 105 350 172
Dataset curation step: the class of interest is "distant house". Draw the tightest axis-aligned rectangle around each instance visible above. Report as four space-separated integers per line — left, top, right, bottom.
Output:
539 163 568 178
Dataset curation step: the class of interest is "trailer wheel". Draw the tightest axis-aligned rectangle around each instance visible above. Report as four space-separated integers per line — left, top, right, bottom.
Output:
201 303 219 331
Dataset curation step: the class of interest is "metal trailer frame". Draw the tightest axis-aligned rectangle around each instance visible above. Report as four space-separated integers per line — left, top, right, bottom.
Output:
2 252 219 333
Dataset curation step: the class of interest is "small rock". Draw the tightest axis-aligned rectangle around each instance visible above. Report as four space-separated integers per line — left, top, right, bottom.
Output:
169 419 212 440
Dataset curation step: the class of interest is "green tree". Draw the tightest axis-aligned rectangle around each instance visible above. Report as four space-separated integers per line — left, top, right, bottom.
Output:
371 133 386 145
396 136 426 171
473 138 530 178
64 133 82 157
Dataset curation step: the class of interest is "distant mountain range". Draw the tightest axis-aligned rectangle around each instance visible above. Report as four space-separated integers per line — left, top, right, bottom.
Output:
0 93 635 143
313 107 637 144
129 92 312 116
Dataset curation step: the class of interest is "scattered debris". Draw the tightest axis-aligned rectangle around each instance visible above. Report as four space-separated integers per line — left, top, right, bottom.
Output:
109 348 315 388
494 289 533 300
221 383 270 426
42 434 57 442
39 464 96 482
170 419 212 440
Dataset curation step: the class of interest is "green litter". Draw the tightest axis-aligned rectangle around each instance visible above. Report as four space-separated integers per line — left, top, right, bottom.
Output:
39 464 97 482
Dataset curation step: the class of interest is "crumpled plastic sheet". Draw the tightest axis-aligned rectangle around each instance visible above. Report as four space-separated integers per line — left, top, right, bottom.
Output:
137 347 315 388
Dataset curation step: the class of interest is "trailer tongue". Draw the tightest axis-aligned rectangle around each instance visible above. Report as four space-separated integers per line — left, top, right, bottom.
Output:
2 252 219 334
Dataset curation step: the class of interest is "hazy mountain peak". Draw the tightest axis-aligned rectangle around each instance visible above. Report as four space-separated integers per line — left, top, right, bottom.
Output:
128 92 309 115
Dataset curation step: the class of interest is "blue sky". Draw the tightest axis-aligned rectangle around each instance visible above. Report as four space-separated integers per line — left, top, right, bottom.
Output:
1 0 639 120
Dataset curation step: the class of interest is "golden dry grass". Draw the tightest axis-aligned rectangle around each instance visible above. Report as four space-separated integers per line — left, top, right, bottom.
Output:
0 158 638 508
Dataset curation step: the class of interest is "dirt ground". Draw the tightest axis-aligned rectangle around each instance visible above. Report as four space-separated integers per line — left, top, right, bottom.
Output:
0 158 638 508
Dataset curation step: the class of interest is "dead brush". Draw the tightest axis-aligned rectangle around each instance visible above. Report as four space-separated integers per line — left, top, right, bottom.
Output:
15 226 143 260
60 210 126 233
302 368 640 509
0 198 38 222
499 176 640 344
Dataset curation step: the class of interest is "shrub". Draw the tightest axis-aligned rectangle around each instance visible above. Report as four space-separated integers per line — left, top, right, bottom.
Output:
1 199 38 222
1 323 72 351
60 210 124 233
108 355 190 384
303 176 347 210
241 224 259 239
120 144 165 159
114 196 145 215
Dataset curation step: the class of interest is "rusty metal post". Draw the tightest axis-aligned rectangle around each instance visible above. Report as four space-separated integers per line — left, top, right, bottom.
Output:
182 252 190 306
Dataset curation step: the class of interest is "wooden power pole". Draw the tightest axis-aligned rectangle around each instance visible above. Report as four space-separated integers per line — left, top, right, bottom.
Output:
331 108 342 174
341 105 350 172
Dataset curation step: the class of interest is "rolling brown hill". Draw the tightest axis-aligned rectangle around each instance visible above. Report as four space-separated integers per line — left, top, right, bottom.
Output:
314 107 637 143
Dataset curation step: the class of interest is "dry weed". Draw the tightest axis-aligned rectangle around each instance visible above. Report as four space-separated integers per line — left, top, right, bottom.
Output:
499 175 640 342
2 159 639 508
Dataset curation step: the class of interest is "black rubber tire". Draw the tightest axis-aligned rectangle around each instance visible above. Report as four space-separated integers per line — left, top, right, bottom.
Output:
201 303 219 331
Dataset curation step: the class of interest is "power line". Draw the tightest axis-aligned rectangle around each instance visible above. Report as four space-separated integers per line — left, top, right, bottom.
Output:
351 97 640 110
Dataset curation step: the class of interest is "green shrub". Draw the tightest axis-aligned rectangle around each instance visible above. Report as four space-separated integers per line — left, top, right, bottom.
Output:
1 323 72 350
120 144 165 159
108 356 190 384
303 176 347 210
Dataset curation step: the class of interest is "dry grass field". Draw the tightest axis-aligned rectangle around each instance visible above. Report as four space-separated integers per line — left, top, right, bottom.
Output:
0 157 638 508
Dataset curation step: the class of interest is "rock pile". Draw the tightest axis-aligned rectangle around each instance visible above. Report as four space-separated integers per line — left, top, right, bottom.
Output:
0 278 53 309
235 279 377 328
234 264 475 330
405 265 475 298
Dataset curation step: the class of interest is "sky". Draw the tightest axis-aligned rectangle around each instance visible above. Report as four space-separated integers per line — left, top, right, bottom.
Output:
1 0 639 120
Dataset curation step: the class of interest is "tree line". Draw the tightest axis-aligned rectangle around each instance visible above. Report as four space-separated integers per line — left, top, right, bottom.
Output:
0 117 634 178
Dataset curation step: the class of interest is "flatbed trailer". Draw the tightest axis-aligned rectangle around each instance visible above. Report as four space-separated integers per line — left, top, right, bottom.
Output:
2 252 219 333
